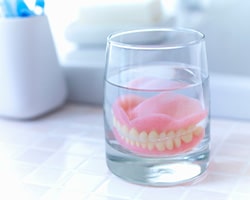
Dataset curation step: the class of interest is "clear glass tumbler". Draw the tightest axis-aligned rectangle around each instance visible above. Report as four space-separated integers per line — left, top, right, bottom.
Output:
103 28 210 186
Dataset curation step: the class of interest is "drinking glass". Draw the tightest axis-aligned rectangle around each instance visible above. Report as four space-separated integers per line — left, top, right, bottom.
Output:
103 28 210 186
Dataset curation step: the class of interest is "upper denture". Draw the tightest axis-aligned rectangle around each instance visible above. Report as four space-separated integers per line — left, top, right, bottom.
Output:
113 92 207 133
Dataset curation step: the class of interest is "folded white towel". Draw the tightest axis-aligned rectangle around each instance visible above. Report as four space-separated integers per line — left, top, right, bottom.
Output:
65 0 170 46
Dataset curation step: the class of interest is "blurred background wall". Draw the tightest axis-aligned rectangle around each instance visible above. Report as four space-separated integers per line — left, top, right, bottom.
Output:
46 0 250 77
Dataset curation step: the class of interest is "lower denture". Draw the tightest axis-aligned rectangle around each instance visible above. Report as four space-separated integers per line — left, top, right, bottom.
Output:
112 92 207 155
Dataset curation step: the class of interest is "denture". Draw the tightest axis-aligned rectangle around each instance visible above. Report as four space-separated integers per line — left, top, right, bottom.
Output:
112 92 207 156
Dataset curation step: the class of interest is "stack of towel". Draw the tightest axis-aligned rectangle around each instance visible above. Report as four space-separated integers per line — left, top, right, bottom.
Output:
65 0 173 46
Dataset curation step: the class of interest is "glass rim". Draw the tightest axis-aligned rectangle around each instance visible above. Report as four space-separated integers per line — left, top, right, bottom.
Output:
107 27 205 50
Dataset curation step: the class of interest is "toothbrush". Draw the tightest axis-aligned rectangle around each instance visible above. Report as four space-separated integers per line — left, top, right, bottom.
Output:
16 0 34 17
35 0 44 9
0 0 45 17
34 0 44 15
1 0 16 17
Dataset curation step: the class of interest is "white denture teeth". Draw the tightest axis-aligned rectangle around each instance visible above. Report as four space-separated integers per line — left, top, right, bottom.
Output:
113 116 203 151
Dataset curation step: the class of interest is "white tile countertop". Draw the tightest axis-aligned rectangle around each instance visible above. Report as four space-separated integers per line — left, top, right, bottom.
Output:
0 103 250 200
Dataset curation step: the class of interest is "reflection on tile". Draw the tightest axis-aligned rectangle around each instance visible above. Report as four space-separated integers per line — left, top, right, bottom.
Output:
0 184 47 200
229 192 250 200
63 173 106 194
0 161 42 200
36 136 67 150
50 125 87 138
194 172 238 193
87 195 126 200
234 177 250 195
0 130 44 146
41 188 88 200
79 125 105 142
0 143 27 159
21 184 50 200
9 162 38 179
210 157 247 175
184 189 229 200
93 148 106 159
136 187 186 200
44 152 87 170
78 157 110 176
24 167 71 187
14 149 55 164
216 143 250 160
95 176 143 199
61 140 100 156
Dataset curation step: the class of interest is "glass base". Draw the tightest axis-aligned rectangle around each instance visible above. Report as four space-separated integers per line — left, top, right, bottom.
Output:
106 143 210 187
